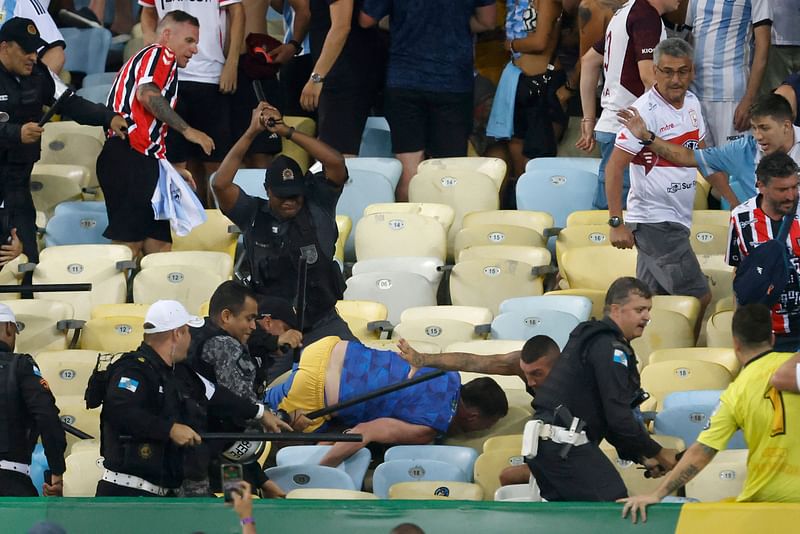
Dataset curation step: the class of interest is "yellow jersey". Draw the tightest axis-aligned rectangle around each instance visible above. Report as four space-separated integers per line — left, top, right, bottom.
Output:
698 351 800 502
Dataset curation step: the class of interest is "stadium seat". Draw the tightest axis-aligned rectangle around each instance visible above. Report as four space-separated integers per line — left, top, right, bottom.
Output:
133 264 226 315
454 224 546 259
32 244 133 321
651 295 702 333
490 310 580 349
690 221 729 257
482 434 523 453
559 247 637 291
171 209 238 261
388 481 483 500
418 157 507 191
444 340 525 356
640 360 732 410
34 350 98 397
361 339 442 354
499 295 592 323
352 258 444 295
714 296 735 314
384 445 479 481
693 173 711 210
372 459 469 499
355 212 447 261
140 251 234 280
30 165 86 216
565 209 625 226
648 347 739 377
363 202 455 234
685 449 748 502
216 169 267 201
61 27 112 74
335 300 388 341
493 481 541 502
76 84 113 105
40 122 104 189
630 309 695 368
693 209 730 227
263 465 356 492
335 215 352 267
555 224 611 267
392 318 486 350
515 169 597 228
90 303 149 319
345 157 402 190
400 305 492 326
53 200 106 217
276 446 371 490
63 444 105 497
473 448 527 501
525 156 601 176
456 245 552 271
279 116 317 172
44 210 110 247
79 316 145 353
703 266 735 320
463 210 554 237
449 259 545 315
344 271 437 324
0 254 28 298
286 488 378 500
33 163 92 191
337 169 396 260
654 390 747 450
5 300 78 354
358 116 392 157
443 405 532 452
705 310 733 348
409 168 499 257
58 395 102 446
599 435 685 497
83 72 118 87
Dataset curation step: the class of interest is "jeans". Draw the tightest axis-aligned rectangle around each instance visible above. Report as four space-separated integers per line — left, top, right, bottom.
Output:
593 130 630 210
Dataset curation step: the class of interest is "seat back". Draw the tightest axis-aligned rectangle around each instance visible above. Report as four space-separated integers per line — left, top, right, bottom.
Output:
630 309 695 368
133 265 225 314
482 434 523 453
352 257 444 293
685 449 748 501
172 209 238 260
91 303 150 319
335 300 388 341
263 464 356 492
358 116 392 157
706 310 733 348
651 295 702 332
276 446 371 490
345 157 402 189
462 210 553 236
279 116 317 171
559 247 637 291
444 340 526 355
400 306 493 326
363 202 455 234
344 271 437 324
286 488 378 500
30 165 85 217
388 480 483 500
555 224 611 267
53 200 107 217
690 222 729 256
450 259 543 315
76 84 113 105
35 350 98 398
372 459 469 499
641 360 733 409
418 157 507 190
355 212 447 261
544 289 606 320
499 295 592 322
334 215 352 266
654 392 747 449
40 122 104 188
454 225 545 259
457 245 551 269
57 395 102 449
5 300 74 354
336 169 396 260
63 445 105 497
648 347 739 376
392 318 484 350
516 169 597 228
384 445 479 481
44 211 111 247
526 157 601 176
140 250 234 279
473 448 527 501
490 310 580 349
80 316 145 353
599 435 686 497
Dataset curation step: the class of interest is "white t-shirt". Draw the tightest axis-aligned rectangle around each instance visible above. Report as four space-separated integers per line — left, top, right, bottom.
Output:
139 0 240 84
615 87 707 229
6 0 65 47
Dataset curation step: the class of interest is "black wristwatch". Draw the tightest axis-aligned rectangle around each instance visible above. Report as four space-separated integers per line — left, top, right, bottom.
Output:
640 130 656 146
288 39 303 55
608 216 623 228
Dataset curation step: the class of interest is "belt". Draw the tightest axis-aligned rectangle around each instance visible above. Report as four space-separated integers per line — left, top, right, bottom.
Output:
102 469 172 496
0 460 31 476
538 423 589 446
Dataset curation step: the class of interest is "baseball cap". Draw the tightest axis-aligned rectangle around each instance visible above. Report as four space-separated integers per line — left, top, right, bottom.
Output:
0 18 47 54
143 300 204 333
0 303 22 332
265 155 306 198
257 296 298 329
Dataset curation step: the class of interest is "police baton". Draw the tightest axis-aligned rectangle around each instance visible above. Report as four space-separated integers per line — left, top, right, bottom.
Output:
292 256 308 363
119 432 363 443
39 87 75 127
63 422 94 440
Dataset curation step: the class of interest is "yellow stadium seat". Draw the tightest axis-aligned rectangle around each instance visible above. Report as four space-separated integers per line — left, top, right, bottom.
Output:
631 309 696 367
388 481 484 500
40 121 104 188
354 212 447 261
0 254 28 300
392 318 485 351
648 347 739 377
685 449 748 502
335 300 388 341
5 300 77 354
641 360 732 410
693 210 729 227
457 245 551 271
57 395 101 449
91 303 149 320
30 165 85 217
651 295 702 332
703 266 735 321
63 444 104 497
599 435 685 497
566 210 626 226
444 404 532 452
449 259 545 315
79 316 145 353
363 202 455 234
694 173 711 210
171 209 238 261
555 224 611 267
714 296 735 314
401 305 493 325
459 371 525 391
133 266 225 316
454 224 545 259
335 215 352 266
559 247 637 291
706 310 733 348
32 163 91 190
140 250 234 279
418 156 507 190
35 350 98 398
278 116 316 172
286 488 378 500
360 338 441 354
483 434 523 453
473 448 527 501
690 222 729 257
462 210 554 237
444 339 525 355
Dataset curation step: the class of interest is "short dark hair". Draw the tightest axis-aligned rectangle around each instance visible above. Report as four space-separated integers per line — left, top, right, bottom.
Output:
731 303 773 348
159 10 200 29
750 93 794 124
390 524 426 534
460 377 508 419
756 152 799 186
603 277 653 314
520 335 560 364
209 280 257 318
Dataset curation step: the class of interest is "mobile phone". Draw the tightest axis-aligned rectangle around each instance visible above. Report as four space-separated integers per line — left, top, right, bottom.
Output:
44 470 52 486
221 463 244 503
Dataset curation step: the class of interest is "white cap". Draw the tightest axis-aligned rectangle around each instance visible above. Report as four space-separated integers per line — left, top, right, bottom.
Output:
143 300 204 334
0 303 21 332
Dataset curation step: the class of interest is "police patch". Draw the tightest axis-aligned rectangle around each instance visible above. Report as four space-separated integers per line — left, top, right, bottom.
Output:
118 376 139 392
138 443 152 459
612 349 628 367
32 365 42 377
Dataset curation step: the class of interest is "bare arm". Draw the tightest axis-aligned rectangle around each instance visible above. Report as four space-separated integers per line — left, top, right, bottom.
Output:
606 147 634 218
312 0 351 78
397 339 524 379
219 3 245 93
576 47 603 151
141 6 158 46
509 0 560 53
319 418 436 467
637 59 655 90
288 0 311 44
696 140 739 206
470 3 497 33
41 46 65 74
734 24 771 131
771 353 800 393
137 82 190 133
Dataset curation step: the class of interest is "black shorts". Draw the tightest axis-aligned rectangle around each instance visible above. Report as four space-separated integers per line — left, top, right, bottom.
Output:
97 137 172 243
230 57 284 156
385 87 473 157
318 76 381 155
512 69 569 159
166 80 232 163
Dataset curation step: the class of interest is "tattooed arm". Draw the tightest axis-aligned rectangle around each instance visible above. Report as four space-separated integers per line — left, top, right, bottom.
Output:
397 339 524 380
136 82 215 155
617 443 718 524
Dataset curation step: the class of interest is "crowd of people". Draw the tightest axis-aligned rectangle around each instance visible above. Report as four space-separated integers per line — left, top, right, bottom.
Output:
1 0 800 529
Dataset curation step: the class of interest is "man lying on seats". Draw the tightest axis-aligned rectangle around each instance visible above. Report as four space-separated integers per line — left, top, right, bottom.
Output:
264 337 508 466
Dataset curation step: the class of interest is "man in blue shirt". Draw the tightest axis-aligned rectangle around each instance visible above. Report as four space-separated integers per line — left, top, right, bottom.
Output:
359 0 496 201
618 93 800 206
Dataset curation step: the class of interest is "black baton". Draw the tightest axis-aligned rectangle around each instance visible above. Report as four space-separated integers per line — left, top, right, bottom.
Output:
119 432 362 443
39 87 75 127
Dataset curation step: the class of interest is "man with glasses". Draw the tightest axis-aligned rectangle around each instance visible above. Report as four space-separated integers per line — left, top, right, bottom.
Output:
605 38 711 340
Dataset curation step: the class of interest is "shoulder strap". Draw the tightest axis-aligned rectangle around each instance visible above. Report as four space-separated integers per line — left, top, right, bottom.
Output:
777 211 795 243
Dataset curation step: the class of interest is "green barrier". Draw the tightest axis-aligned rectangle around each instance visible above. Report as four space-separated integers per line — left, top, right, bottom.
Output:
0 499 684 534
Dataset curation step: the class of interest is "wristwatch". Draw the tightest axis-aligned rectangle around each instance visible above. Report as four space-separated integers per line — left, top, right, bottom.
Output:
310 72 325 84
288 39 303 55
608 216 623 228
640 130 656 146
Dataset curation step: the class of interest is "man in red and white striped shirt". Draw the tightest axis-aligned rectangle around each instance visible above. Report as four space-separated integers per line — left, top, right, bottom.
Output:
97 10 214 259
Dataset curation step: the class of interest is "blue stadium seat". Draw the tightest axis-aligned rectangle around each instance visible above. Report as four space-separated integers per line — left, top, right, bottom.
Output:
263 464 356 492
76 84 113 105
490 310 580 349
358 117 392 157
346 157 402 190
54 201 107 217
336 169 395 260
654 390 747 449
44 211 111 247
525 157 601 176
82 72 118 88
372 459 469 499
210 170 267 207
499 295 593 323
62 27 113 74
516 169 597 228
384 445 478 482
31 444 49 496
276 446 371 490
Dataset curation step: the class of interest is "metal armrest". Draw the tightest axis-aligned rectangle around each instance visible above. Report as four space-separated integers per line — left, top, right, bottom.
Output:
542 227 563 239
367 320 394 333
228 224 241 234
474 323 491 335
116 260 137 271
18 262 36 273
532 265 558 277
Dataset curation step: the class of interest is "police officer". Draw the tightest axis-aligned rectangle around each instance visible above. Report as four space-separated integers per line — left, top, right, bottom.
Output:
0 303 66 496
95 300 204 497
213 102 357 361
248 295 303 385
0 17 128 263
527 277 679 501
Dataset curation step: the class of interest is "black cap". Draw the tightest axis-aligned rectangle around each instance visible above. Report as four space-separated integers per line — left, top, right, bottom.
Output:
0 18 47 53
265 155 305 198
257 296 298 329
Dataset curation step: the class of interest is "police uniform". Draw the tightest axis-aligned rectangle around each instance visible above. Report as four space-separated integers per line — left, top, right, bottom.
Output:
0 18 119 263
0 341 66 496
528 317 662 501
224 155 356 359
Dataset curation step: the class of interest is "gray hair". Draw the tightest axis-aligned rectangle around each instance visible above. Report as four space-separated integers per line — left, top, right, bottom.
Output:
653 38 694 64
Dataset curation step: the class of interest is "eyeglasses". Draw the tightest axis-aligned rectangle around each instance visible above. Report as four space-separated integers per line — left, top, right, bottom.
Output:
655 65 691 79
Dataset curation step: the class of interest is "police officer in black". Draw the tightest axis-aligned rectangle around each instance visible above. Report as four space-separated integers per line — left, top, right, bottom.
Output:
95 300 204 497
213 101 356 368
0 17 128 263
528 277 679 501
0 303 66 496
